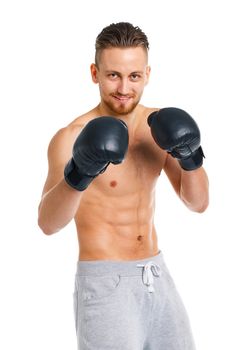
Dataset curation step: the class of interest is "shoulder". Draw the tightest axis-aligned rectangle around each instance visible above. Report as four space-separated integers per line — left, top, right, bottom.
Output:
138 104 159 117
47 125 80 161
135 104 160 132
41 108 100 196
47 108 98 157
137 104 160 128
136 104 168 158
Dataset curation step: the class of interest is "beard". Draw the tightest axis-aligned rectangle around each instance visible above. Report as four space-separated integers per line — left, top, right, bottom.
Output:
102 93 141 116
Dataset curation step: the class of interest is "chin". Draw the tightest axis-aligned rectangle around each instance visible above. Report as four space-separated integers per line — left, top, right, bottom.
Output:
107 100 140 116
114 107 134 115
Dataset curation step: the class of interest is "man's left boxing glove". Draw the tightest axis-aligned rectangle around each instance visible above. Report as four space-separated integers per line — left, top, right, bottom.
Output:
148 107 204 171
64 116 129 191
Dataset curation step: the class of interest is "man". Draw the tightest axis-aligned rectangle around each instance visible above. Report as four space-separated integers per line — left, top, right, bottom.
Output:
38 22 209 350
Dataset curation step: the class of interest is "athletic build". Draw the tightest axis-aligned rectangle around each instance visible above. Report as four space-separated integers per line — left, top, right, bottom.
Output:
38 22 209 349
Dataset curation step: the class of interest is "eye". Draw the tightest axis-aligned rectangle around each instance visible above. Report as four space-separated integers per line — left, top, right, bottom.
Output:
108 73 118 80
130 74 141 81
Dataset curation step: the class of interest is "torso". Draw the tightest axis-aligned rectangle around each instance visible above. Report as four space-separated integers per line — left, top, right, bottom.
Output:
64 105 167 261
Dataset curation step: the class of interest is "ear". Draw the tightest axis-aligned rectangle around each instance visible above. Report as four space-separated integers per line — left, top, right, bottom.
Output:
145 65 151 85
90 63 99 84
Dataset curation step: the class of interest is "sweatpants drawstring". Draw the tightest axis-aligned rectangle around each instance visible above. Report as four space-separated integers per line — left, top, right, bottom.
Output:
137 261 162 293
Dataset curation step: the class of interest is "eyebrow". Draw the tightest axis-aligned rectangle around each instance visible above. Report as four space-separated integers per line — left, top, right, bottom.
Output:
105 70 144 75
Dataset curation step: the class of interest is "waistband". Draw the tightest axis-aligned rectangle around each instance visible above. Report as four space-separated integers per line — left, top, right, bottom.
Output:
76 250 167 277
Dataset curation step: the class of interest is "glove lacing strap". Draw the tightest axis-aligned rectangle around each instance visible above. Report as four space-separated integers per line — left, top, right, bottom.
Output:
136 261 162 293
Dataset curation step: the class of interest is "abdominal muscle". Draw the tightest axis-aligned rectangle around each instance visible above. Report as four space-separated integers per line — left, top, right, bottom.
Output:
74 175 159 261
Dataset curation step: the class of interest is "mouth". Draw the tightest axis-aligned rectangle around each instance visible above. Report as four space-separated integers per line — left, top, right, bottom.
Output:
112 94 133 103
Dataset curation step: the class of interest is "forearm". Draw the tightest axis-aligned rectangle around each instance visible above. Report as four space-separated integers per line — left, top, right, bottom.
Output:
38 179 82 235
179 167 209 212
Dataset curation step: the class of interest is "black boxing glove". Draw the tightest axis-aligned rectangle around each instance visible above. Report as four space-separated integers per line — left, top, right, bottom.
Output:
64 116 129 191
148 107 204 171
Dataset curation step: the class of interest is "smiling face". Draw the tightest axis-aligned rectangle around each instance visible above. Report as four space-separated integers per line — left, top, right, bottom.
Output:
91 47 151 116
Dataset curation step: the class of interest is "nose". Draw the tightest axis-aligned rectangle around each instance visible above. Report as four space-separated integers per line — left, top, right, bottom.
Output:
117 78 130 95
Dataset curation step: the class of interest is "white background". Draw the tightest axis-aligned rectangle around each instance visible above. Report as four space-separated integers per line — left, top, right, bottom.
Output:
0 0 247 349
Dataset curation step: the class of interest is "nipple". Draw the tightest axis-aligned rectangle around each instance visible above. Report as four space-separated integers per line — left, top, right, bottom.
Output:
110 180 117 187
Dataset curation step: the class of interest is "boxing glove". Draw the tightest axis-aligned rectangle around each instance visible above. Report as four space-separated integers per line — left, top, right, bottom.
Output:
64 116 129 191
148 107 204 171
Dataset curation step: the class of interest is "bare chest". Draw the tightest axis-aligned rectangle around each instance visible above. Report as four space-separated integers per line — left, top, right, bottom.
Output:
89 135 166 197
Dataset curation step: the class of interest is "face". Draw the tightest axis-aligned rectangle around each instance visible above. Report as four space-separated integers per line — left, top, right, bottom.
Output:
91 47 151 116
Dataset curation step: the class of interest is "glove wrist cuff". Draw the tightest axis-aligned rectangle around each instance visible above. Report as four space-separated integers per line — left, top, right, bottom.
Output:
178 146 205 171
64 158 94 191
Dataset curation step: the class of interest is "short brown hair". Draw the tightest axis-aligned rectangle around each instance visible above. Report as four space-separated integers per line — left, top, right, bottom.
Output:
95 22 149 66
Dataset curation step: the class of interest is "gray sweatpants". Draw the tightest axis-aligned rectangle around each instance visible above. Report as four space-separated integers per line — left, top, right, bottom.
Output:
73 251 196 349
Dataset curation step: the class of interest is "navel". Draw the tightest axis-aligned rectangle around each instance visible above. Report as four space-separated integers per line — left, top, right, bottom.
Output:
137 235 143 242
110 180 117 188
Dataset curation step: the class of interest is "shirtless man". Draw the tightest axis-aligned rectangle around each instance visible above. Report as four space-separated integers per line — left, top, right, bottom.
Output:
38 22 209 350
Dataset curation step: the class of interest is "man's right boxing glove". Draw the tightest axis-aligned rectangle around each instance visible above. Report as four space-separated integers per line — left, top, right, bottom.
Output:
64 116 129 191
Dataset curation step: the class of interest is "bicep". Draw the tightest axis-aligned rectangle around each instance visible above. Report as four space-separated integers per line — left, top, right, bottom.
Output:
41 128 73 197
163 153 182 197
